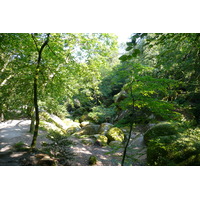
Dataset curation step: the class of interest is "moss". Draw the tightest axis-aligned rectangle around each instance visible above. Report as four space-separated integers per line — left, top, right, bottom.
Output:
106 127 124 143
66 126 80 135
88 156 97 165
12 141 29 151
81 138 95 146
96 135 108 146
144 122 180 145
147 126 200 166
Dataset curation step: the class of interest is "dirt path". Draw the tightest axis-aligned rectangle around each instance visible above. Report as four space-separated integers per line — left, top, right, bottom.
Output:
0 119 50 165
0 119 147 166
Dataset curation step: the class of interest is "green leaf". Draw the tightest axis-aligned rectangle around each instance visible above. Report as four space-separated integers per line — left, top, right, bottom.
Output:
126 46 133 51
126 42 133 47
119 55 128 61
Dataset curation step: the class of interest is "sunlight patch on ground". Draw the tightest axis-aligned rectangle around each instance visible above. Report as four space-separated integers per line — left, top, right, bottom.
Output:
0 145 12 152
10 152 26 158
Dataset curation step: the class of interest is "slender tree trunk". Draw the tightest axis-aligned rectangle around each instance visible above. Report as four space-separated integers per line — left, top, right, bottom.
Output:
31 33 50 149
0 112 4 122
29 107 35 133
121 79 135 166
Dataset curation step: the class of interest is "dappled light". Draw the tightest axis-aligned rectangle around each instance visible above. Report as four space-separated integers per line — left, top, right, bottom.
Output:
0 33 200 166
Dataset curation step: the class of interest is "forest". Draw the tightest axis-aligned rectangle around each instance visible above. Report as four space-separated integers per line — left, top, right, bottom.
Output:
0 33 200 166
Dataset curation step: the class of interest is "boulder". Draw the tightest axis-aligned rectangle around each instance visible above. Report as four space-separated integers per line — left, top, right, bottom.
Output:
81 138 95 146
80 121 90 128
144 122 179 145
66 126 81 135
106 127 125 143
96 135 108 146
40 112 70 130
24 154 57 166
98 123 114 135
75 124 100 136
131 134 145 147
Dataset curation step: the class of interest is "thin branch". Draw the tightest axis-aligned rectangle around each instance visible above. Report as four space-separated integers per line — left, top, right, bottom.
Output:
47 44 57 57
31 33 40 52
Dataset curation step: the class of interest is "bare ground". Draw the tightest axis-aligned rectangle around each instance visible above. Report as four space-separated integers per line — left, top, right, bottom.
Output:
0 119 146 166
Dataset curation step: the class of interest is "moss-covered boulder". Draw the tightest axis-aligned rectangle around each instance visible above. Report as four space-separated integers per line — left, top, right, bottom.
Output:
96 135 108 146
81 138 95 146
106 127 124 143
66 126 81 135
88 156 97 165
74 124 100 136
98 123 113 135
144 122 180 145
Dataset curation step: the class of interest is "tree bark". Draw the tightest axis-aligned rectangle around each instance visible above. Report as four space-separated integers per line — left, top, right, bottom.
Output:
121 79 135 166
31 34 50 149
29 107 35 133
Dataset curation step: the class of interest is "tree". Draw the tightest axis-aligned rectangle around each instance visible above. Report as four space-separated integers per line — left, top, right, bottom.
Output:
31 33 50 148
0 33 119 148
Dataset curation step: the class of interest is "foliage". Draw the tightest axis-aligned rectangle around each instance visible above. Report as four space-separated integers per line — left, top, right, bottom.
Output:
42 130 74 165
12 141 29 151
87 105 116 124
144 122 181 145
147 126 200 166
120 33 200 124
88 155 97 165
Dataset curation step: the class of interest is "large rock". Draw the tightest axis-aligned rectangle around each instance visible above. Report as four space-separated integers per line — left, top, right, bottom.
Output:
98 123 114 135
23 154 57 166
96 135 108 146
131 134 145 147
40 112 68 130
106 127 125 143
144 122 179 145
113 90 128 103
81 138 95 146
75 124 100 136
80 121 90 128
66 126 81 135
40 112 81 134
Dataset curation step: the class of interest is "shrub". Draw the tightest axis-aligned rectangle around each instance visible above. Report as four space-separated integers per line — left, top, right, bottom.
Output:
41 130 74 165
144 122 181 145
147 126 200 166
88 106 116 124
12 141 29 151
88 156 97 165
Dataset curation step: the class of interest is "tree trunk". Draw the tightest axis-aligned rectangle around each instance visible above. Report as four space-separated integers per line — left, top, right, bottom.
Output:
31 33 50 149
121 79 135 166
0 112 4 122
29 107 35 133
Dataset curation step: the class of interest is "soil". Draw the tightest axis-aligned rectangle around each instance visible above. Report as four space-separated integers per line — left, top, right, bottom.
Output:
0 119 146 166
